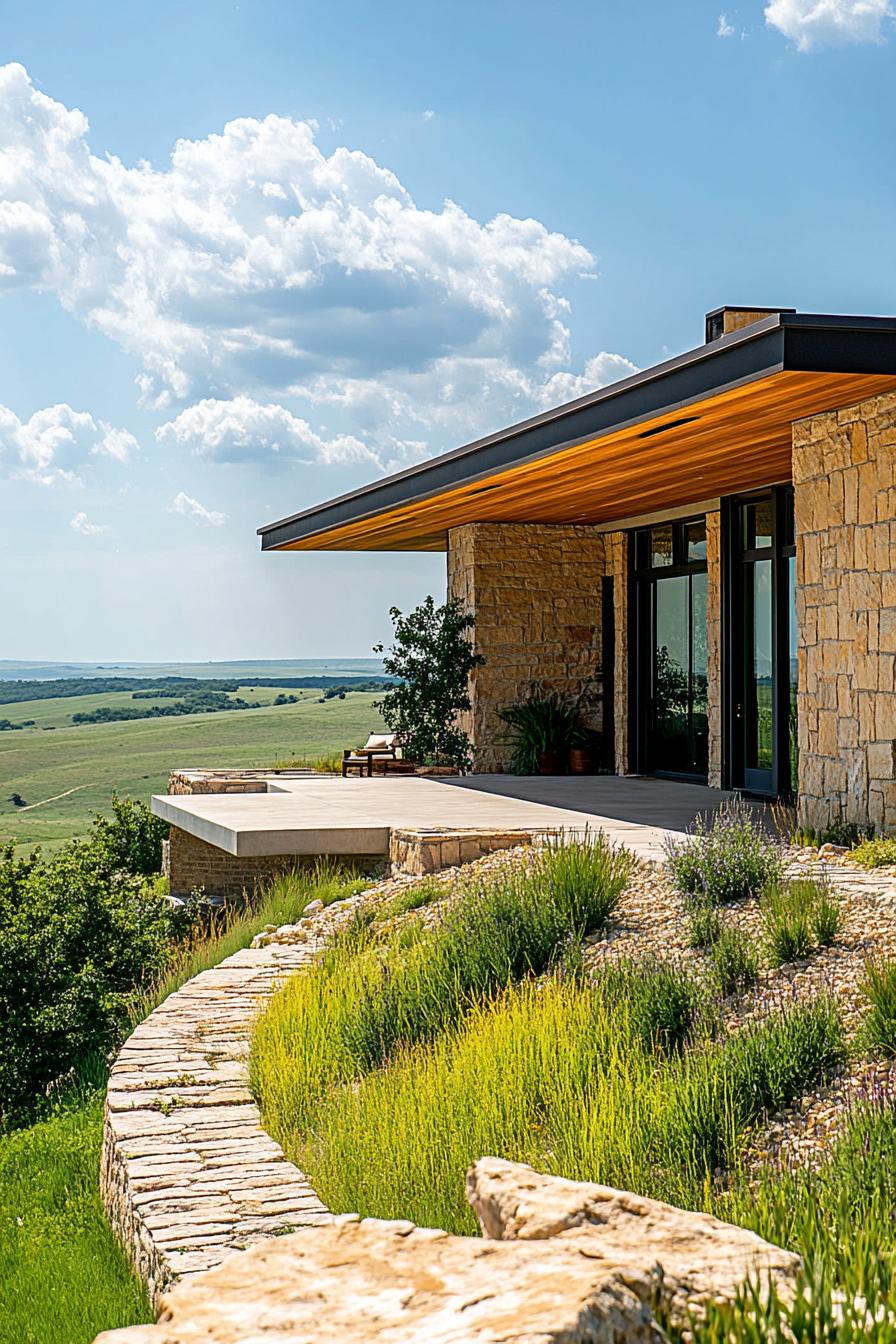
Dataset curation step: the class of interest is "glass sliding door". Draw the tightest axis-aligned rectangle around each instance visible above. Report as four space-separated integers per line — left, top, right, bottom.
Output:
725 488 796 797
634 518 709 780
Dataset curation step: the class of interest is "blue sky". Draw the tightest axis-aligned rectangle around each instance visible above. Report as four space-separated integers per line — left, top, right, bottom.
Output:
1 0 894 660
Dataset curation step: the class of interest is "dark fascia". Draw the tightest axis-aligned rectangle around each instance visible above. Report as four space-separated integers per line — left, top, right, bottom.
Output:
258 312 896 550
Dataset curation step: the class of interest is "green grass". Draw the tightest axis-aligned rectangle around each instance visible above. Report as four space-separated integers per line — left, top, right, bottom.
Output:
0 1094 150 1344
861 958 896 1057
760 877 841 966
251 835 634 1130
4 863 364 1344
0 690 385 849
255 970 841 1238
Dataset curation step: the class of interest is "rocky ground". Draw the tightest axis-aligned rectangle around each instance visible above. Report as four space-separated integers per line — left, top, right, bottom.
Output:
253 837 896 1180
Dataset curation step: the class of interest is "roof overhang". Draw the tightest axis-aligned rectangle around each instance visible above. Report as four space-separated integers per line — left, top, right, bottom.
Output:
258 312 896 552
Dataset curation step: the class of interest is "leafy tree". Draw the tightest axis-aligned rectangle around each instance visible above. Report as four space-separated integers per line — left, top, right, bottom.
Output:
374 597 484 770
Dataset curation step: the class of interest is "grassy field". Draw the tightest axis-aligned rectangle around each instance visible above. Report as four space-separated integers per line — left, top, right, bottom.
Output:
1 689 385 849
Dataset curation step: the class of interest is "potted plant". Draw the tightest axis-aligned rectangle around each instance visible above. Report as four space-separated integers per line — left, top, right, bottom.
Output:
498 683 579 775
568 726 602 775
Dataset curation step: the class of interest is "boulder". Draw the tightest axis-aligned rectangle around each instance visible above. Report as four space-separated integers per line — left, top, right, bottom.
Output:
94 1214 664 1344
466 1158 800 1329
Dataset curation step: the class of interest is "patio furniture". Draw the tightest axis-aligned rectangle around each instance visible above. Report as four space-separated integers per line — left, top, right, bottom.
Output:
342 733 410 777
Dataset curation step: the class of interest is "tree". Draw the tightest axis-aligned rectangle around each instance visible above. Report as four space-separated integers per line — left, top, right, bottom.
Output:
374 597 484 770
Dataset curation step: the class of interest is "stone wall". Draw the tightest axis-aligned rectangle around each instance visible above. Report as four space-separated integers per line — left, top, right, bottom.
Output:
794 390 896 834
447 522 617 773
389 827 537 875
165 826 380 900
101 936 331 1307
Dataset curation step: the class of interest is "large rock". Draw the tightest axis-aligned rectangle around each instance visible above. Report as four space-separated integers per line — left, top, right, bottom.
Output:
466 1158 800 1328
95 1214 664 1343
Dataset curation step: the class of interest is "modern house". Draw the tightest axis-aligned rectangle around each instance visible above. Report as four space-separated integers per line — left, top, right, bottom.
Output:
259 308 896 836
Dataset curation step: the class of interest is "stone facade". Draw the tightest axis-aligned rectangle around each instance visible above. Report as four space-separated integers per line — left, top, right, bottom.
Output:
168 769 316 795
447 522 625 773
794 391 896 834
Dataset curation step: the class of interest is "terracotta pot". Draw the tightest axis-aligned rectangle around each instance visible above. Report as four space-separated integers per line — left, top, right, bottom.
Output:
568 747 593 775
537 749 562 775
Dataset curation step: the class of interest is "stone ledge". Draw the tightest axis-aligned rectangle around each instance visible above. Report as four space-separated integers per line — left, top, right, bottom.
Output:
101 938 331 1308
389 827 544 875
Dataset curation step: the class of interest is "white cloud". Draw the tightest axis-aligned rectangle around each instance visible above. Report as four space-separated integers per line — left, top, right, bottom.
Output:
169 490 228 526
157 395 386 468
0 402 136 484
765 0 893 49
422 109 435 121
718 13 736 35
0 63 632 465
70 511 109 536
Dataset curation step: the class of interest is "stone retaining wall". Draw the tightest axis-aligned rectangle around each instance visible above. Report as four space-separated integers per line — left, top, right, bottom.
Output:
389 827 539 875
101 938 331 1307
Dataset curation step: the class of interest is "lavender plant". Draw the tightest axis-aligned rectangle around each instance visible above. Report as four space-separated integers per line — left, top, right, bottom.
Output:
664 796 783 906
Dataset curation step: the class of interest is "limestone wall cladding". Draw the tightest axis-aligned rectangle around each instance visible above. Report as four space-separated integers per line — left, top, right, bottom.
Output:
706 512 723 789
447 523 615 773
794 391 896 833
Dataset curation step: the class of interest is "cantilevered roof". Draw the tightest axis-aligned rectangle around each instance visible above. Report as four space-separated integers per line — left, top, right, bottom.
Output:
258 312 896 552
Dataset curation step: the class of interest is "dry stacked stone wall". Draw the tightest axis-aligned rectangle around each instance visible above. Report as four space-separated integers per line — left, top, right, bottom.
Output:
794 390 896 834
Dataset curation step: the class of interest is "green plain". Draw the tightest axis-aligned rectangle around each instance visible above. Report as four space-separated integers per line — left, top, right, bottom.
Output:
1 689 385 849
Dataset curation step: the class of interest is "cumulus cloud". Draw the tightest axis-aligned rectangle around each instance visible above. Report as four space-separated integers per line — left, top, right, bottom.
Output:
0 63 594 415
169 490 228 526
765 0 893 49
717 13 736 34
70 511 109 536
157 396 384 469
0 63 639 468
0 402 137 484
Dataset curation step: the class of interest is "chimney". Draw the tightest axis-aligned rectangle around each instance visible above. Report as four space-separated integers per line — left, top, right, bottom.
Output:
704 305 796 343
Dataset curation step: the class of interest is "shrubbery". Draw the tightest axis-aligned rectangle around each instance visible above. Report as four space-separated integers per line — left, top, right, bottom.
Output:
0 799 182 1127
665 796 782 905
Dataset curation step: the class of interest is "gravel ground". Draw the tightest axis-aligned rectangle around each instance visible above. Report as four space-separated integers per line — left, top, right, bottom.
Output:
254 838 896 1176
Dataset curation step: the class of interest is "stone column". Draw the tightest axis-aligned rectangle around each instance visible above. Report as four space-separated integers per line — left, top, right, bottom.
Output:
447 523 611 772
793 391 896 834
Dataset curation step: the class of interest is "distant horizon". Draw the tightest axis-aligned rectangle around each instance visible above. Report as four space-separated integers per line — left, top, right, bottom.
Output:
0 656 386 682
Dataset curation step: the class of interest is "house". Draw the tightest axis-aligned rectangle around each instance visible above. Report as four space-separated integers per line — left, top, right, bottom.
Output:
259 308 896 835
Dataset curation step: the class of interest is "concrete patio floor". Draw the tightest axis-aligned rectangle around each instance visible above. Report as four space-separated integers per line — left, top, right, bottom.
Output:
153 773 750 864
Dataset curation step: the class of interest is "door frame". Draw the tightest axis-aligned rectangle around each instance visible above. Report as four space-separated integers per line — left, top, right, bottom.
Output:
629 516 710 783
721 486 796 798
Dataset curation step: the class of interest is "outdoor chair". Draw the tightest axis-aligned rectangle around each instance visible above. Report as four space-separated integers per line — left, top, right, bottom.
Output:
342 732 415 777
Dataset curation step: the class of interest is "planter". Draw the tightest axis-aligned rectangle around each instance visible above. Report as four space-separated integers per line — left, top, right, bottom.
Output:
568 747 594 775
537 749 562 775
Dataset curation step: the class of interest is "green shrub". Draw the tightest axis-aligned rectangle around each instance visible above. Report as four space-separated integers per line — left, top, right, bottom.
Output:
761 878 841 966
0 839 187 1127
665 796 782 906
88 795 169 876
686 898 723 948
497 683 581 775
708 927 759 997
532 832 634 935
387 878 448 918
599 957 703 1054
861 958 896 1057
851 836 896 870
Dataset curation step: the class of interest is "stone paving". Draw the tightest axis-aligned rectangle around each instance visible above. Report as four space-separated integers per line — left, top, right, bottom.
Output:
101 939 332 1307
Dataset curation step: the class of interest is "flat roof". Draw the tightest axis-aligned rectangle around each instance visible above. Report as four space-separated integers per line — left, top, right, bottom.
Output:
258 311 896 552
